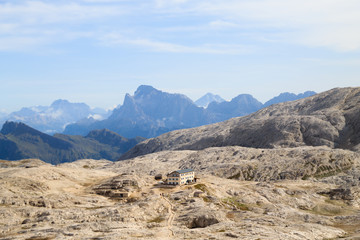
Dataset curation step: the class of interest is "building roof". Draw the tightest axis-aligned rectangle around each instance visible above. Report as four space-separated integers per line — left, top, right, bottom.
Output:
175 169 194 174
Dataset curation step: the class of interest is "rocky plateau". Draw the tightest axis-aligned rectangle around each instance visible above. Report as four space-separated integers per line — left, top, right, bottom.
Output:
0 145 360 239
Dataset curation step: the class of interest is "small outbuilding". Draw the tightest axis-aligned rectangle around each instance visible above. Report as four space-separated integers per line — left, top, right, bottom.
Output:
154 174 162 180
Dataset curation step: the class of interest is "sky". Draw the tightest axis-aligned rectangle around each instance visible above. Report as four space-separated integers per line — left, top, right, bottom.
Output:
1 0 360 112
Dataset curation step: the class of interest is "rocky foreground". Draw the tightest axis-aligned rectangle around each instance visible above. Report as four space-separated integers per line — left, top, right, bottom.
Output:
1 146 360 240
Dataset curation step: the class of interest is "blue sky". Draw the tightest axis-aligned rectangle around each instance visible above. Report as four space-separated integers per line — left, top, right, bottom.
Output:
1 0 359 112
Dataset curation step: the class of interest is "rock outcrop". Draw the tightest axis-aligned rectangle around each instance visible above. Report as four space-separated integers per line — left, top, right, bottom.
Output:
187 214 220 228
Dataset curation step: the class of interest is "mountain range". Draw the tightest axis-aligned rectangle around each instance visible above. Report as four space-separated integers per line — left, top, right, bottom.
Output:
0 86 315 139
0 121 143 164
63 85 316 138
0 87 358 165
0 99 110 135
121 87 360 160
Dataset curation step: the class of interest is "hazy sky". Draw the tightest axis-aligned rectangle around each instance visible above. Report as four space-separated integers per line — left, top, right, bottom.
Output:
1 0 359 112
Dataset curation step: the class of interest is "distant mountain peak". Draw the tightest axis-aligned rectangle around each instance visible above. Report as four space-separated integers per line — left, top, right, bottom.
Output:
134 85 159 97
231 94 257 102
51 99 71 107
195 93 225 108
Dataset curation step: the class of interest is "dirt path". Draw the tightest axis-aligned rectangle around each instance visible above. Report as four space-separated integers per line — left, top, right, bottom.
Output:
161 194 175 238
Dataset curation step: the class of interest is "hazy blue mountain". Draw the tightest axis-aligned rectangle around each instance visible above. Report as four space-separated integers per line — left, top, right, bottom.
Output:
195 93 225 108
61 117 101 136
207 94 264 121
64 86 316 138
2 100 109 134
64 85 215 138
264 91 316 107
0 121 143 164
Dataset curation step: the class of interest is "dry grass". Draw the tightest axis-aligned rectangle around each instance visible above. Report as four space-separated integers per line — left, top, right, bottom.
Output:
147 216 165 223
222 197 250 211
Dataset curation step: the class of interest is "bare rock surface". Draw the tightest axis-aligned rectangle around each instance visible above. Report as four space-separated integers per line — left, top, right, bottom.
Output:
0 153 359 239
122 87 360 159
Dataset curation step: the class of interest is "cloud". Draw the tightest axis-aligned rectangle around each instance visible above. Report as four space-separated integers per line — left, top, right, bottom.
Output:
101 33 255 54
155 0 189 8
1 0 359 53
0 1 123 24
156 0 360 52
0 36 48 51
0 1 126 51
209 20 238 29
81 0 130 2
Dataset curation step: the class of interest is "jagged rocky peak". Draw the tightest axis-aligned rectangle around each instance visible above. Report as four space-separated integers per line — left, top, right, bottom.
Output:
0 121 37 135
134 85 192 102
122 93 136 105
134 85 159 97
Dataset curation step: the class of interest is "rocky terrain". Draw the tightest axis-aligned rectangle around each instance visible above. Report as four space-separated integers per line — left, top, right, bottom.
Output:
0 144 359 239
122 87 360 159
1 87 359 239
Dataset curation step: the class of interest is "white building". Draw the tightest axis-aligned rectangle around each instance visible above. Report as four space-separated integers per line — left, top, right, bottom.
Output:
167 169 195 185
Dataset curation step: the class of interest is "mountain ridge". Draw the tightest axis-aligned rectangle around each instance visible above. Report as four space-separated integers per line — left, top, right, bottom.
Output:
263 91 316 107
0 121 143 164
120 87 360 160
